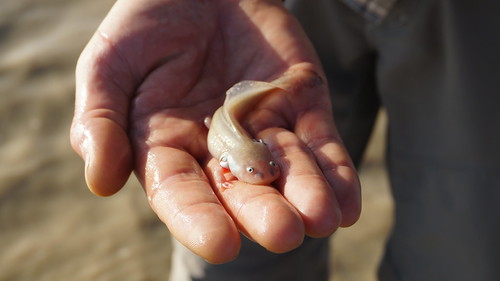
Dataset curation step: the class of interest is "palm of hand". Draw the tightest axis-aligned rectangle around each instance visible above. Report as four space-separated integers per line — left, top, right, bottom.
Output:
71 0 360 263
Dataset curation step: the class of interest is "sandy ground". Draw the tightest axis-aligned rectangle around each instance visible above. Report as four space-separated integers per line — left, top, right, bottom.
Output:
0 0 393 280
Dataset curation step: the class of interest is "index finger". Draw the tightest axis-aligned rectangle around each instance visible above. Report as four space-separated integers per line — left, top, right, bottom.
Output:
282 66 362 227
252 65 361 228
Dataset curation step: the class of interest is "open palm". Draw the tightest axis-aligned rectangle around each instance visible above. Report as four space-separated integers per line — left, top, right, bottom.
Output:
71 0 360 263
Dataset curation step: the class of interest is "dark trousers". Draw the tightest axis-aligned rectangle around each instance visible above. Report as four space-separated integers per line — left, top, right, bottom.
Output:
289 0 500 280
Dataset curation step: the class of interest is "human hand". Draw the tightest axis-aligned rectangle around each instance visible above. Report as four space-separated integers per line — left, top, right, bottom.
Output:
70 0 360 263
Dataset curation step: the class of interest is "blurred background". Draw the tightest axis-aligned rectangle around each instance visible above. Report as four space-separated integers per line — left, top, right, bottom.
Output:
0 0 393 280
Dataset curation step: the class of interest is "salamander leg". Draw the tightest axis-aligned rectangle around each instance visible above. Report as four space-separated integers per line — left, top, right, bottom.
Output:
219 153 229 169
213 166 235 190
203 116 212 129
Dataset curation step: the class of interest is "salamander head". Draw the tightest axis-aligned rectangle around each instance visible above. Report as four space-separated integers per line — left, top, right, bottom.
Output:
226 142 280 185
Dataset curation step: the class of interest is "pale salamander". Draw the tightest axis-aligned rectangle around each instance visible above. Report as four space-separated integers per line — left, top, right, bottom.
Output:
205 81 281 185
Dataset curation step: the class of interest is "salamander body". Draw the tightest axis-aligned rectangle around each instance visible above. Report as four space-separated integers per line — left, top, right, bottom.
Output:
206 81 281 185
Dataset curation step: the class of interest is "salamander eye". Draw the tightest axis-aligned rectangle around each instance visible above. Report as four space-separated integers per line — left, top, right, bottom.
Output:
269 161 276 167
247 167 254 173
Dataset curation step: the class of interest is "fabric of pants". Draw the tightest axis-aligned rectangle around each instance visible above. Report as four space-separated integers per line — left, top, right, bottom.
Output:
169 236 329 281
288 0 500 280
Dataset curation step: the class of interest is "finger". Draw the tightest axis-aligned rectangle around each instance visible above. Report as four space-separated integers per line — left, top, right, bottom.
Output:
70 33 137 196
136 146 240 264
272 65 362 227
205 159 305 253
295 109 362 227
262 128 343 238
